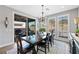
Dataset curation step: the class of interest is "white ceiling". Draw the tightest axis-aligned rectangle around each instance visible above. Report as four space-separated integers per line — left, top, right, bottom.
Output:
6 5 79 18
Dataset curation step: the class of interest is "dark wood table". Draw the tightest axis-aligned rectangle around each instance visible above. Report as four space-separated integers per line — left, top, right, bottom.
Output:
21 32 52 54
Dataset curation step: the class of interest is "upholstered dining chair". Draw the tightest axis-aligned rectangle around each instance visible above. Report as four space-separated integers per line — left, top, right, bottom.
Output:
37 33 50 54
49 30 55 47
16 35 35 54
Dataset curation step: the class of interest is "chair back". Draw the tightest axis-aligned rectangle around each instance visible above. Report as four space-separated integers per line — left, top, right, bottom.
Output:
49 30 55 45
16 35 23 53
37 31 42 40
45 33 50 43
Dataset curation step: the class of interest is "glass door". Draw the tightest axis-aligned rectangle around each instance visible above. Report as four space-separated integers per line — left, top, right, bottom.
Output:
28 18 36 36
58 15 69 38
48 17 56 38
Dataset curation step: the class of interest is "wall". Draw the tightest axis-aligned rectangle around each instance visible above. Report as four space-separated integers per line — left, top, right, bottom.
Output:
78 7 79 16
0 6 14 48
0 5 37 53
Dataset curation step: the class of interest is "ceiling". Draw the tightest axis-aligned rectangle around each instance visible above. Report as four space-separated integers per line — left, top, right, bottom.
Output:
6 5 79 18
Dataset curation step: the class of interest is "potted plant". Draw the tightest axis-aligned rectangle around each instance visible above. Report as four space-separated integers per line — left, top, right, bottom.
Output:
75 29 79 36
39 28 46 32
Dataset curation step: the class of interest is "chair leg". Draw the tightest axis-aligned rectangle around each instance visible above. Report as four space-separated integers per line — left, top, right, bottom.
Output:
37 45 38 52
17 51 19 54
50 42 53 47
32 46 37 54
48 43 50 52
53 40 54 45
17 49 19 54
45 45 47 54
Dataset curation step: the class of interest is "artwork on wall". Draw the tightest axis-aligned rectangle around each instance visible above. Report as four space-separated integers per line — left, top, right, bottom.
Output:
4 17 9 28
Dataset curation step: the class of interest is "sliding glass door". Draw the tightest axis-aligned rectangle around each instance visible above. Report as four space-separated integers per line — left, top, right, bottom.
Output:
58 15 69 38
48 17 56 38
28 18 36 36
59 16 68 37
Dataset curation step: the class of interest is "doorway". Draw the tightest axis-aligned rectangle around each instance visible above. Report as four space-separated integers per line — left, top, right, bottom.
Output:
57 15 69 42
14 14 27 42
48 17 56 38
28 18 36 36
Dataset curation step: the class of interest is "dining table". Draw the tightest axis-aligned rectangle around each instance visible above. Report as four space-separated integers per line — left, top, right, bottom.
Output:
21 32 48 44
21 32 51 53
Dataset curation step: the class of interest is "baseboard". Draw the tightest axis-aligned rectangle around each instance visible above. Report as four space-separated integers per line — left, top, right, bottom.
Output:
0 42 14 48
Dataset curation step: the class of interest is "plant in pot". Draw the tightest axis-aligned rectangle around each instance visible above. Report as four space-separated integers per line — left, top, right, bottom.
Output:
75 29 79 37
39 28 46 32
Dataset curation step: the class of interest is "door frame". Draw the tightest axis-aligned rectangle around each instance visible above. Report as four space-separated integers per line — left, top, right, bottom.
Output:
57 14 70 38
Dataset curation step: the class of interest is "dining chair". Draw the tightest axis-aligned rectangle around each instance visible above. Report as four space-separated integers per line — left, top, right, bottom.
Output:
49 30 55 47
16 35 35 54
37 33 50 54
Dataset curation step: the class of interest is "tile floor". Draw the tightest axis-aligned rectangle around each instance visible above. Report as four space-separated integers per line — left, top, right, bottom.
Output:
48 40 70 54
7 38 70 54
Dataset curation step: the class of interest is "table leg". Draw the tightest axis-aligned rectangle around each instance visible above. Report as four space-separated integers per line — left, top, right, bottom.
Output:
32 46 37 54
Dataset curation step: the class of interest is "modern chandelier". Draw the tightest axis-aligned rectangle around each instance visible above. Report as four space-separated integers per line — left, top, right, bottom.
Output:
41 5 45 22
